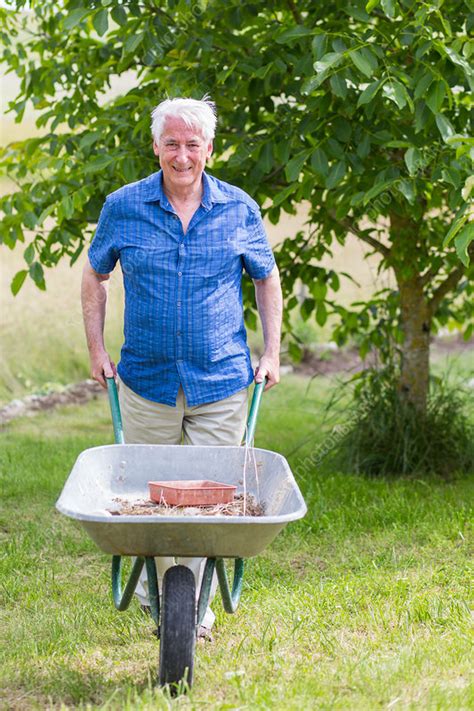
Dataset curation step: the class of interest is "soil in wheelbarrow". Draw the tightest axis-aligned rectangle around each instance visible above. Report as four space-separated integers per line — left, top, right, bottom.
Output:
109 493 265 517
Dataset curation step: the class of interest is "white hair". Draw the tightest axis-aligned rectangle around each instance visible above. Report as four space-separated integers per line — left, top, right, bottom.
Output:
151 96 217 143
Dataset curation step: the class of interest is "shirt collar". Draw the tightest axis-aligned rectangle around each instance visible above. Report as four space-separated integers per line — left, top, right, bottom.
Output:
143 170 230 210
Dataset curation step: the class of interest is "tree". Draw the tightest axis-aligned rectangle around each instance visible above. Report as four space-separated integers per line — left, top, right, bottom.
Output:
1 0 473 416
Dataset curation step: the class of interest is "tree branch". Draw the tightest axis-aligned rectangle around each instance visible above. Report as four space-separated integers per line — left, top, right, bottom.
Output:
420 264 438 286
427 244 473 316
329 212 391 258
287 0 302 24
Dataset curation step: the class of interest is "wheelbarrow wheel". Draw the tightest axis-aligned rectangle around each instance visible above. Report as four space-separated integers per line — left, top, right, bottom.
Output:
159 565 196 691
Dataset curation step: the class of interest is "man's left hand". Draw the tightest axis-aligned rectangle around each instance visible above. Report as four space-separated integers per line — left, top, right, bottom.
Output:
255 353 280 391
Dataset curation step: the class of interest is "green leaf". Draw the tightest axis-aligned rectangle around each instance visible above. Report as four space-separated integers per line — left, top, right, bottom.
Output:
123 32 145 55
275 26 313 44
313 51 343 75
332 118 351 143
326 160 346 189
357 79 382 107
288 340 302 363
59 195 74 221
37 204 55 227
383 80 407 109
29 262 46 290
11 270 28 296
316 302 328 327
111 5 127 25
83 155 115 173
404 147 422 176
454 224 474 266
273 184 297 207
363 179 396 205
311 147 329 177
350 48 376 78
311 33 327 59
301 297 315 321
63 7 89 30
381 0 396 18
357 134 371 158
365 0 380 11
330 73 347 98
93 8 108 36
311 281 328 301
414 72 433 100
441 45 474 91
259 142 273 174
397 179 415 204
426 80 446 114
442 205 468 247
462 176 474 201
23 243 35 265
435 114 455 142
79 132 101 150
464 323 473 342
285 149 311 182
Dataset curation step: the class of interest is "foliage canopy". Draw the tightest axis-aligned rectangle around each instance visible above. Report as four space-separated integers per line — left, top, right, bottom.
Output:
1 0 473 407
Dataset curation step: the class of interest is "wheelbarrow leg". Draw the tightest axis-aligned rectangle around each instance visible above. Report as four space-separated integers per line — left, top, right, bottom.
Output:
159 565 196 692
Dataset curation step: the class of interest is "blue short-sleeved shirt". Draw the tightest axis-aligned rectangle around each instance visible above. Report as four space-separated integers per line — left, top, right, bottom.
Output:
88 170 275 406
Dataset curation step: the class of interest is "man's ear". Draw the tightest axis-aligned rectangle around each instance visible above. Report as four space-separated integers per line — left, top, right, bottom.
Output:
153 140 159 157
206 140 213 159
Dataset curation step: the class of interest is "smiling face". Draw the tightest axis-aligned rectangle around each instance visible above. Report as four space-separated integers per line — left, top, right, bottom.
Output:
153 116 213 195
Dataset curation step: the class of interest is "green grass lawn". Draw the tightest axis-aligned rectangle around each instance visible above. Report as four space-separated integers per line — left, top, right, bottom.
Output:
1 375 472 710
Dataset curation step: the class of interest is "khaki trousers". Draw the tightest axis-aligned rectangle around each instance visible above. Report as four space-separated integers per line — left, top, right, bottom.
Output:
118 377 249 628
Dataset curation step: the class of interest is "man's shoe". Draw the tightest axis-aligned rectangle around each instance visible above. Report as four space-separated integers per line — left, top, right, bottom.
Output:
197 625 213 641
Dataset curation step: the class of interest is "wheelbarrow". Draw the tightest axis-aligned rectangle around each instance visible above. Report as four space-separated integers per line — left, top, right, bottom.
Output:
56 378 306 691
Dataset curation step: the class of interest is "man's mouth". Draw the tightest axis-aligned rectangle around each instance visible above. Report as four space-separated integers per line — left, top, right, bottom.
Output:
172 166 192 173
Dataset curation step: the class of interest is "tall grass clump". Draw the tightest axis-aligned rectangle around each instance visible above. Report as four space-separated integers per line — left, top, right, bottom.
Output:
332 367 474 477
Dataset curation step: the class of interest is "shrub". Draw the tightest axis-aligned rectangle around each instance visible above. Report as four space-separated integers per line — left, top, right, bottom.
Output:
332 367 474 478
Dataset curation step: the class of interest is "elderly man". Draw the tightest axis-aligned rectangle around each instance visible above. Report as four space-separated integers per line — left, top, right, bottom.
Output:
81 96 282 635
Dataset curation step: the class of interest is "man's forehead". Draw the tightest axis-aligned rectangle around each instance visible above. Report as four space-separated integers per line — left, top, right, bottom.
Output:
161 117 206 142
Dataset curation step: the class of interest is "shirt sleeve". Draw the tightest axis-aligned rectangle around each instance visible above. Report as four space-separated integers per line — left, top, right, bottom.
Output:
88 197 119 274
242 208 276 279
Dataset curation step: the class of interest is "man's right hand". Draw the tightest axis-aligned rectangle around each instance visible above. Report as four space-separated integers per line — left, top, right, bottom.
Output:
90 351 116 388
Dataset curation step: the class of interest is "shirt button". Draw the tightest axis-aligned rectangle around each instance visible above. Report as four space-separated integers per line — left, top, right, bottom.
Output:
178 271 182 277
177 330 182 336
177 301 181 307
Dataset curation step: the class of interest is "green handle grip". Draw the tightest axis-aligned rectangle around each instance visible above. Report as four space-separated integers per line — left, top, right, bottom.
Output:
106 377 125 444
245 378 266 445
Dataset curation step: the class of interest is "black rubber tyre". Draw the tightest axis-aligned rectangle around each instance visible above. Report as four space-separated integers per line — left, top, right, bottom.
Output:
159 565 196 691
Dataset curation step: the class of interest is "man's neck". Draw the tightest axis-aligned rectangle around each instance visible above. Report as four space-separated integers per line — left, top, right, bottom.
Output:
163 176 203 206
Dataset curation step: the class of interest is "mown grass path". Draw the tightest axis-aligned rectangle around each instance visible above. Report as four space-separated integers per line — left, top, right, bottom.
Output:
1 376 472 710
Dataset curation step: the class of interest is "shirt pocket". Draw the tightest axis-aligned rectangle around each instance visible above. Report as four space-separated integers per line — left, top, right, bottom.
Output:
188 227 243 280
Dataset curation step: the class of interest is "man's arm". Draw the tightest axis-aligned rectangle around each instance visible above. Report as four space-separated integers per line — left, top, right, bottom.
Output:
81 258 116 388
253 265 282 390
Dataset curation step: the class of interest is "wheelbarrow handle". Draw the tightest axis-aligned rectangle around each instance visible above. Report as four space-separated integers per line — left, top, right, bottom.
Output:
106 377 125 444
245 377 267 445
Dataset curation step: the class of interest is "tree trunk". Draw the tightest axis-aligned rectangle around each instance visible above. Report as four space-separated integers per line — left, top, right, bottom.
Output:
390 213 431 414
397 276 431 413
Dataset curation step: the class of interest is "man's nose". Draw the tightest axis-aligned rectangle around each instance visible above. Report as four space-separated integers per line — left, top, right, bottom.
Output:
175 145 189 162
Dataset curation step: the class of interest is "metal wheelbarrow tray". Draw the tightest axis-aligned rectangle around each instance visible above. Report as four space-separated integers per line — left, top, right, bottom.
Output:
56 443 306 558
